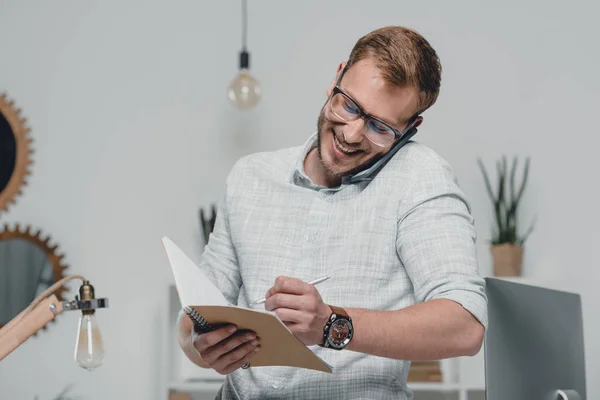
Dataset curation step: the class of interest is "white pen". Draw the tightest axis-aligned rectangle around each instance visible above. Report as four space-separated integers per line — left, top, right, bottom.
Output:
249 275 331 306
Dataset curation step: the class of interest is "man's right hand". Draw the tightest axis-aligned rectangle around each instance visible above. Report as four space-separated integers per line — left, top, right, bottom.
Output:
193 325 261 375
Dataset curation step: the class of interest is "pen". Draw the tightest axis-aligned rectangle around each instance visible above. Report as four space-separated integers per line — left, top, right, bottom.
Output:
249 275 331 306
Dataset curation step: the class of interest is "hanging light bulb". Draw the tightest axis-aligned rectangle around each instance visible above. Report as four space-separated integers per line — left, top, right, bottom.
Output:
75 313 105 371
228 51 261 109
228 0 260 110
74 281 105 371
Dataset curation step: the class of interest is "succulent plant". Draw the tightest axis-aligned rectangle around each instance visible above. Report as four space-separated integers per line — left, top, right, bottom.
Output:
477 155 536 246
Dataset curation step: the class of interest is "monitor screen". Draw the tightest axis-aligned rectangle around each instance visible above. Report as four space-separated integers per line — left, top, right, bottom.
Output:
484 278 586 400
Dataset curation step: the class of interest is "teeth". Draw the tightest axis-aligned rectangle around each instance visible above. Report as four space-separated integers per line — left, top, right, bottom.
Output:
334 135 358 155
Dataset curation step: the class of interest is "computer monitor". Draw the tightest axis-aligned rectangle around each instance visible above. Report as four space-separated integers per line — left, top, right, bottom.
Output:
484 277 587 400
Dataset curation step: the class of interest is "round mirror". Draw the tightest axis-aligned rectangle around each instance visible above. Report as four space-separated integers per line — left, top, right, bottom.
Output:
0 224 69 329
0 93 33 212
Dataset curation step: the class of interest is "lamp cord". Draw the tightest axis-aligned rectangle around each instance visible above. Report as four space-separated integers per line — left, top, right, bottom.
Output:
0 275 86 338
242 0 247 51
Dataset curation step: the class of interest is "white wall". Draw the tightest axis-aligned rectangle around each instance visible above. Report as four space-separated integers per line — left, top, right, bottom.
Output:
1 1 598 399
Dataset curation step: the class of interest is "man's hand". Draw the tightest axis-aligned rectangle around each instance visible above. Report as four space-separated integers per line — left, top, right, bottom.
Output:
192 325 261 375
264 276 332 346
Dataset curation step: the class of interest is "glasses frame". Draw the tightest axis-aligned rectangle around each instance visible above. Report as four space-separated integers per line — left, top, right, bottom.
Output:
327 66 420 148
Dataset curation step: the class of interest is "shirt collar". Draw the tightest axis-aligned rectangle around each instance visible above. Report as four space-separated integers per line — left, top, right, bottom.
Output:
291 132 322 189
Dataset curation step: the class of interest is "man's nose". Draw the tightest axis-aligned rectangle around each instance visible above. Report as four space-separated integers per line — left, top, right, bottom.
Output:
343 118 366 144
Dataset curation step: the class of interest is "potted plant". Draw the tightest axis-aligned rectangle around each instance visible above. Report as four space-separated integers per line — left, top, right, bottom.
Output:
34 384 81 400
477 155 536 276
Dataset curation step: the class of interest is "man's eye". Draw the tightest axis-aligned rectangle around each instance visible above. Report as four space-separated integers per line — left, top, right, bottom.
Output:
369 121 391 134
342 100 359 114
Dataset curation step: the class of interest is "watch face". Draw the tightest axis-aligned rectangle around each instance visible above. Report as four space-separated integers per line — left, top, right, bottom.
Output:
328 318 353 348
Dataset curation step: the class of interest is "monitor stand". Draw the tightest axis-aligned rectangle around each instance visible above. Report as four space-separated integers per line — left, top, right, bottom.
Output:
547 389 581 400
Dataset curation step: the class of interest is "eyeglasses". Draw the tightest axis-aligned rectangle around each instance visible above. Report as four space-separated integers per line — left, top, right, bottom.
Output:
325 69 418 147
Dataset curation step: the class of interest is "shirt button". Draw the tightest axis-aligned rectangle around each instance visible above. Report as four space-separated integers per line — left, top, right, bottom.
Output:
271 384 279 389
307 234 316 242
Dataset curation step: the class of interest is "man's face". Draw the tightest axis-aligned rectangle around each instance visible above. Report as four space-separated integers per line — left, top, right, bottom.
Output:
316 58 421 182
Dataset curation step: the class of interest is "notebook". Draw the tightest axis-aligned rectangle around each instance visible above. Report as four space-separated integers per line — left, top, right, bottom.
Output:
161 236 333 373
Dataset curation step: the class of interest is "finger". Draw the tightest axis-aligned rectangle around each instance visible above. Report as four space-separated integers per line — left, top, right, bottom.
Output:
264 293 306 312
269 276 309 297
211 336 260 373
202 331 257 364
219 341 262 375
193 325 237 355
272 307 305 324
282 321 295 328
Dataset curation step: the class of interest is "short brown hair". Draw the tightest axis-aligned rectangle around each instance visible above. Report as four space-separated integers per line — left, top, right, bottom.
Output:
346 26 442 115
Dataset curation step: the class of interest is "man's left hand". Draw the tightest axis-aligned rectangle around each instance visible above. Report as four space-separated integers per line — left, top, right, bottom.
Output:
263 276 332 346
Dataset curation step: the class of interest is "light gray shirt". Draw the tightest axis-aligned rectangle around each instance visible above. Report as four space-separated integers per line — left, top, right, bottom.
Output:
197 132 488 400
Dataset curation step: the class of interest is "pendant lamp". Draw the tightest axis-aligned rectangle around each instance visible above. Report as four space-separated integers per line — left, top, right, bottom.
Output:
228 0 261 110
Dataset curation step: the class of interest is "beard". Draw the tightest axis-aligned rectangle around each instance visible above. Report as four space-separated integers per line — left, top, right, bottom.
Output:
315 107 386 181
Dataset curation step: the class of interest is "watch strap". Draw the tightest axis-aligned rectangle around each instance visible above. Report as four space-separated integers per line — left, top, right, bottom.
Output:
329 305 350 320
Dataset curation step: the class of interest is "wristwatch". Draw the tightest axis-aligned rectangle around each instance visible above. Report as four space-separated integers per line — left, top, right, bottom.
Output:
321 305 353 350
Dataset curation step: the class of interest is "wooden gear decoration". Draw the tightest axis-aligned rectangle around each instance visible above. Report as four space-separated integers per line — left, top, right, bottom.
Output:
0 93 33 212
0 223 69 330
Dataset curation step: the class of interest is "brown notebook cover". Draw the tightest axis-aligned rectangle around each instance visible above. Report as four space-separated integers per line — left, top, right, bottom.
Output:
162 236 333 373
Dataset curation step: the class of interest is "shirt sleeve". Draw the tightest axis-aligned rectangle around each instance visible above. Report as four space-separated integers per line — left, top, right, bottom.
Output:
396 155 488 330
197 170 242 306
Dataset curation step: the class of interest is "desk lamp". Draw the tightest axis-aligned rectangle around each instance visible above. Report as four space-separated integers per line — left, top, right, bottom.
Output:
0 275 109 370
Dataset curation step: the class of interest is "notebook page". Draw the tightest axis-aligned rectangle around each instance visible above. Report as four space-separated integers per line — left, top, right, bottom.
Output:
162 236 228 308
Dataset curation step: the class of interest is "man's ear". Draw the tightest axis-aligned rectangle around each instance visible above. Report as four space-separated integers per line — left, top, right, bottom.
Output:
413 116 423 129
326 61 347 97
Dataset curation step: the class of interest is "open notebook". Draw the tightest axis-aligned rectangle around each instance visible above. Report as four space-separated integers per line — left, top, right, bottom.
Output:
161 236 333 373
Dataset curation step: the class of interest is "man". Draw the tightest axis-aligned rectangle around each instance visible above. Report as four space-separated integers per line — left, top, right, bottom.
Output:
177 26 487 399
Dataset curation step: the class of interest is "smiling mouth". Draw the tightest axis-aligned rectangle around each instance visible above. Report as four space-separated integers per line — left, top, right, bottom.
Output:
332 130 362 157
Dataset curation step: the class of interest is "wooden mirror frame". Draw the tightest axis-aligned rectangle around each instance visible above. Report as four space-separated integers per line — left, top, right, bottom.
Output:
0 224 69 330
0 93 33 212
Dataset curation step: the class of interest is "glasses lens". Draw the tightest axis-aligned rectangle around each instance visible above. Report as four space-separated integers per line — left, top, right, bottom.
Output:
366 119 396 147
330 93 361 122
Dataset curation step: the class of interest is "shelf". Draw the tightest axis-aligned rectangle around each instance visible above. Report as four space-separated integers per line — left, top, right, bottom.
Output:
408 382 461 391
168 379 224 393
461 384 486 391
168 379 470 393
487 276 533 283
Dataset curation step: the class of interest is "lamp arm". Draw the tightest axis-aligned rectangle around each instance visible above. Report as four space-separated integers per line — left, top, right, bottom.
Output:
0 294 64 361
0 274 86 338
24 275 86 317
0 274 108 363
